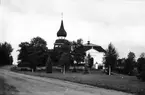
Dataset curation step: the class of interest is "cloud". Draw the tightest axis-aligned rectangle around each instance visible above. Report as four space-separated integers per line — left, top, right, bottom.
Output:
73 0 145 26
1 0 145 63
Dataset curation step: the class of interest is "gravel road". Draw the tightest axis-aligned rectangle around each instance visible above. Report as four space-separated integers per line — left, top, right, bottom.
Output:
0 68 133 95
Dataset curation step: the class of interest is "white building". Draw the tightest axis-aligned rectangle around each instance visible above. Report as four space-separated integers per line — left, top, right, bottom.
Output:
84 41 106 69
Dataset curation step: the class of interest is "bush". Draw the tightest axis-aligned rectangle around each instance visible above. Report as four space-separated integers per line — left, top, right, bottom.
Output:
137 72 145 81
98 64 103 70
137 64 145 81
17 61 31 67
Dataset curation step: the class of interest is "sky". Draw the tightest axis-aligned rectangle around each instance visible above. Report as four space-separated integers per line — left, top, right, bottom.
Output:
0 0 145 64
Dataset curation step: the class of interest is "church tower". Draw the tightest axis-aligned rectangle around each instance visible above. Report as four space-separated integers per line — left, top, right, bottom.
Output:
54 14 69 51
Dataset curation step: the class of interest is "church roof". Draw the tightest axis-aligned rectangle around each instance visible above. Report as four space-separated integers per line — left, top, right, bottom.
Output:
83 41 106 53
84 43 99 47
57 20 67 37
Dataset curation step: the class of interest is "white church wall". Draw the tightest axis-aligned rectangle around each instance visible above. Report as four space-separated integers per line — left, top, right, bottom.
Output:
86 48 104 69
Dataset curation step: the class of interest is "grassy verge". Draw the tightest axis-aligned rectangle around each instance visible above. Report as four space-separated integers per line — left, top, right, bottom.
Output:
0 76 18 95
11 67 145 95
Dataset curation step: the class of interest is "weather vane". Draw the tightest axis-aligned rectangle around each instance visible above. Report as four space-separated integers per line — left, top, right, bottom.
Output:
61 12 63 20
88 36 90 41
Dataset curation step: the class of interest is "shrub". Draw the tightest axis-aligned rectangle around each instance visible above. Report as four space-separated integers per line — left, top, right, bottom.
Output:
98 64 103 70
17 61 31 68
137 64 145 81
137 72 145 81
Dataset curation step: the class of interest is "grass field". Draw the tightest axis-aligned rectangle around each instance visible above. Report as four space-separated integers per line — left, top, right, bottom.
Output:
11 67 145 95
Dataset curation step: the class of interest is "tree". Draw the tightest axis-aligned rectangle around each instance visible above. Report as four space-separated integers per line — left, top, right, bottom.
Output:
0 42 13 66
103 43 118 75
2 42 13 56
88 54 93 69
77 38 83 45
72 40 85 61
137 53 145 73
59 52 71 74
46 56 52 73
116 58 126 74
71 39 85 72
17 42 30 61
30 36 47 47
17 36 49 71
140 52 145 58
127 52 135 60
17 42 37 71
125 52 136 75
137 53 145 81
30 36 49 67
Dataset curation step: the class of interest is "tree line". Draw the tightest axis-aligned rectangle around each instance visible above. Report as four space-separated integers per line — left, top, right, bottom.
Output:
103 43 145 81
1 36 145 81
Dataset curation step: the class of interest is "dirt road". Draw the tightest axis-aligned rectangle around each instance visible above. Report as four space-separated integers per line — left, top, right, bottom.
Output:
0 69 133 95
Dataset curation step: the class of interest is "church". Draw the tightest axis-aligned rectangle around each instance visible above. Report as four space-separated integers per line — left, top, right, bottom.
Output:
54 17 106 69
84 41 106 69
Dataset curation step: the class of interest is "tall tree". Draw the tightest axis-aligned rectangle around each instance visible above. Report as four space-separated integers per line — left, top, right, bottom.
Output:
30 36 49 66
125 52 136 75
103 43 119 75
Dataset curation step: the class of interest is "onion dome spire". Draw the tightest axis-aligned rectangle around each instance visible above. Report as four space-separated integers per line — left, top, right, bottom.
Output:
57 13 67 37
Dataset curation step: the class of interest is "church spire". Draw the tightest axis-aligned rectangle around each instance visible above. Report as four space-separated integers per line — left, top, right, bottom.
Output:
57 13 67 37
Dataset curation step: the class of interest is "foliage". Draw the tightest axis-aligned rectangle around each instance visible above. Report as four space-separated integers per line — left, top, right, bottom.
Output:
115 58 126 74
98 64 103 69
103 43 119 74
52 39 71 66
138 71 145 81
46 56 52 73
76 38 83 45
127 52 135 60
59 52 72 71
17 42 30 61
137 58 145 73
30 36 47 47
0 42 13 66
17 36 49 70
71 39 85 64
30 36 48 66
140 52 145 58
136 52 145 81
61 40 71 53
124 52 136 75
89 57 94 69
50 50 60 64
